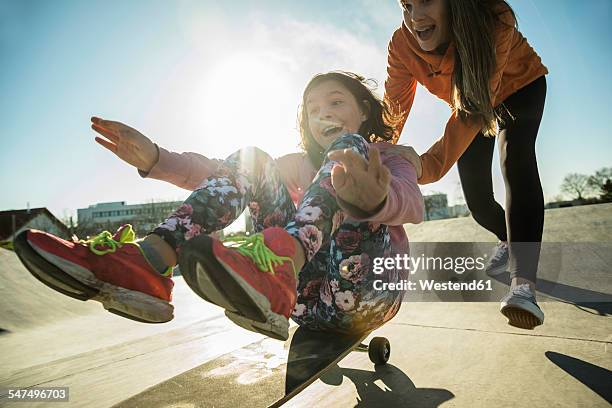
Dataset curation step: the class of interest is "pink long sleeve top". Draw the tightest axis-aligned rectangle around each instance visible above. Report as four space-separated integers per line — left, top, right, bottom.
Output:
142 143 424 256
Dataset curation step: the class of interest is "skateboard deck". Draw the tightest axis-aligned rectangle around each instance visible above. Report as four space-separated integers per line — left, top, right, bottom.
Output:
118 325 389 407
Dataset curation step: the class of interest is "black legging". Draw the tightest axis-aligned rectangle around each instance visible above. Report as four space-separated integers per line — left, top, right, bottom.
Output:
457 75 546 283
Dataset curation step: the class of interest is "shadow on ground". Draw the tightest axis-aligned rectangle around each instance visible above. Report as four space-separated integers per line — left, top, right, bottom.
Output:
321 363 454 407
546 351 612 404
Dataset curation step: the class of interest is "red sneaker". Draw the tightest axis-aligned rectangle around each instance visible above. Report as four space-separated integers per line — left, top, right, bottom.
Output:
13 225 174 323
178 227 297 340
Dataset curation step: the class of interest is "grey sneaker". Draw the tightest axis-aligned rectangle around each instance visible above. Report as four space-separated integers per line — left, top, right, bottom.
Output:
485 242 509 276
500 284 544 329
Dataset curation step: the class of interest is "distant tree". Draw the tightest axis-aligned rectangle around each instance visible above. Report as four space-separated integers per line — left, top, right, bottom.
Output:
74 218 97 239
602 180 612 202
587 167 612 201
560 173 593 200
59 212 76 237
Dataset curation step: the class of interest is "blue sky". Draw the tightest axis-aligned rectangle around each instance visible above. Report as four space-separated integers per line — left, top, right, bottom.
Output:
1 0 611 222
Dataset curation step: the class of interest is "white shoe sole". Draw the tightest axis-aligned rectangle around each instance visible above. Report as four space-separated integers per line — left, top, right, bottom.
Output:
15 233 173 324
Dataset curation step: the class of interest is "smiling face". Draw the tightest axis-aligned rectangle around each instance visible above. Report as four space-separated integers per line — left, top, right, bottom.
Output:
401 0 451 53
305 80 367 150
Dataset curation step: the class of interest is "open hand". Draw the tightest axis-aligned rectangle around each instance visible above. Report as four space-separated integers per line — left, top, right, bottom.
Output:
91 116 158 172
327 147 390 213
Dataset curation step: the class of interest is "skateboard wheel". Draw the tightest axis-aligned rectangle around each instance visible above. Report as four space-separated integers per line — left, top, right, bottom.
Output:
368 337 390 365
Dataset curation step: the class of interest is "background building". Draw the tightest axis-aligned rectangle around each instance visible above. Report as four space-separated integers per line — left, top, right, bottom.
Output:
77 201 183 237
423 193 450 221
448 203 470 218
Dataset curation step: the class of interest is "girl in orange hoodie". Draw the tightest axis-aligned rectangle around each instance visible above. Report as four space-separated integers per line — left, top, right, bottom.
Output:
385 0 547 329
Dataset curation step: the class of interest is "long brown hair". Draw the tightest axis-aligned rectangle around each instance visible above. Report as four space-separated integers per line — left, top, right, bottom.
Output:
448 0 517 136
298 71 402 168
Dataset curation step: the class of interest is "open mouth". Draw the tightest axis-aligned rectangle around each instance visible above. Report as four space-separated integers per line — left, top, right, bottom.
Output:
322 124 344 138
313 118 344 138
415 25 435 41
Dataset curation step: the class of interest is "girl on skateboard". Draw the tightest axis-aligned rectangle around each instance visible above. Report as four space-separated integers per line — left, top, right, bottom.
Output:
15 71 424 340
385 0 548 329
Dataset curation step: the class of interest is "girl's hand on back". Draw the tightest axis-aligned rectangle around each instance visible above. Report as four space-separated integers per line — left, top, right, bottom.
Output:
91 116 159 172
388 144 422 179
327 147 390 214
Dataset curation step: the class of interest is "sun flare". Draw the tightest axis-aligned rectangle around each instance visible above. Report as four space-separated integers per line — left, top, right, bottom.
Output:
194 52 299 157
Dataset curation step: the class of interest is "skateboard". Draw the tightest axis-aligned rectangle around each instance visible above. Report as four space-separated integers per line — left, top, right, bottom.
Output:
118 325 391 407
271 326 391 407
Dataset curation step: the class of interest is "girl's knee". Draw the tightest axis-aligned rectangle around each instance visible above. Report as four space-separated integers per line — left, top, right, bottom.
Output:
224 146 276 175
239 146 272 161
226 146 273 164
327 133 369 153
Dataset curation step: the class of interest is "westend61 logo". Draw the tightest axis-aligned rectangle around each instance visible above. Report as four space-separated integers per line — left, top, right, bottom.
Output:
371 254 492 292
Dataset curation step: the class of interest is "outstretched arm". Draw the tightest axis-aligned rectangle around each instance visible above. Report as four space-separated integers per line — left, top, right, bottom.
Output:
92 116 159 172
92 116 221 190
141 147 222 191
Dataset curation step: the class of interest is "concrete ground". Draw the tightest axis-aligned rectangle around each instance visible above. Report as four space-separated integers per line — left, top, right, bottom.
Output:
288 302 611 408
0 203 610 407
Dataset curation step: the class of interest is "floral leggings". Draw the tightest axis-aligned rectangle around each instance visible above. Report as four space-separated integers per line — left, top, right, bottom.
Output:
153 134 404 333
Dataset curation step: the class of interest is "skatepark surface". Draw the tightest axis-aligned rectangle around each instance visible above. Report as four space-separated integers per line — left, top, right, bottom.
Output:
1 203 610 407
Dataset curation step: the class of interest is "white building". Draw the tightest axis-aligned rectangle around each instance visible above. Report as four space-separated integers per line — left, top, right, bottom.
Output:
77 201 183 233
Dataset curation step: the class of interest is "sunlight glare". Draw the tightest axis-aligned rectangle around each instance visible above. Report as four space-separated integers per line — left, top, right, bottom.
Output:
194 52 299 158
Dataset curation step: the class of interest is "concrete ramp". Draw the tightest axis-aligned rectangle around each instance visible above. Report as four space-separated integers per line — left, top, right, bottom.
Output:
405 202 612 242
0 249 102 332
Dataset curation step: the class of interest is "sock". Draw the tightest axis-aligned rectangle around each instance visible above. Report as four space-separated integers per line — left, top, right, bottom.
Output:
138 239 172 276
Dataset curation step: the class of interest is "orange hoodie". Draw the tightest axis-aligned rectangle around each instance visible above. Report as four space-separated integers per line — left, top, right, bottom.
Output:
385 6 548 184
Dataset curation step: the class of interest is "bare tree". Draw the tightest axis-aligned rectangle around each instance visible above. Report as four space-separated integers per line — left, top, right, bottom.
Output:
560 173 593 200
587 167 612 200
73 218 98 239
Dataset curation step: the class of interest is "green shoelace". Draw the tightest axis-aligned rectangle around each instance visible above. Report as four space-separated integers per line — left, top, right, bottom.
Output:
84 224 136 255
222 233 296 276
83 225 173 277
